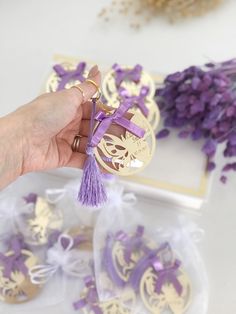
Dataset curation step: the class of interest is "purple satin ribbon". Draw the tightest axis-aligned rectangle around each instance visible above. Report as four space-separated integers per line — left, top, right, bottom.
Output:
91 100 145 147
115 226 144 264
113 63 142 87
129 241 183 296
23 193 38 204
129 242 169 291
48 231 88 249
0 236 28 278
53 62 86 91
48 230 62 247
103 234 126 287
59 233 88 250
154 259 183 296
103 227 145 289
119 86 150 117
73 276 102 314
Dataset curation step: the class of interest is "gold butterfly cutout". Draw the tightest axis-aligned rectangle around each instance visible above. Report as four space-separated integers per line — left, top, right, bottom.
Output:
140 266 192 314
96 127 153 176
27 197 63 245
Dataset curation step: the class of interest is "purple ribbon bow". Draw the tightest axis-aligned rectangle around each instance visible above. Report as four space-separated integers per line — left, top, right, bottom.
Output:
48 231 88 249
103 227 146 288
129 242 169 291
73 276 102 314
53 62 86 91
154 259 183 296
113 63 142 87
91 100 145 147
23 193 38 204
115 225 145 264
119 86 150 117
0 236 28 278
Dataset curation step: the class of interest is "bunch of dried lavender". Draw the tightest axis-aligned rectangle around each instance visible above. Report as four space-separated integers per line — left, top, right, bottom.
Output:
156 59 236 183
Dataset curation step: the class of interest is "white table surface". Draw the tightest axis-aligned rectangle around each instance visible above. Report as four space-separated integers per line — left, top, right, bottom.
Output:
0 0 236 313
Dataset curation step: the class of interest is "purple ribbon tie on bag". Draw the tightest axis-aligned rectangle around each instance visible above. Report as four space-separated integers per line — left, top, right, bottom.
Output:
0 236 28 278
113 63 142 87
53 62 86 91
48 231 88 249
119 86 150 117
154 259 183 296
91 100 145 147
73 276 102 314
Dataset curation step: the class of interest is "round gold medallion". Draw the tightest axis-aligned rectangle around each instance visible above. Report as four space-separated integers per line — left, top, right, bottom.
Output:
102 65 159 131
46 61 88 92
102 66 155 101
140 264 192 314
94 110 156 176
79 283 135 314
0 249 41 304
111 236 156 283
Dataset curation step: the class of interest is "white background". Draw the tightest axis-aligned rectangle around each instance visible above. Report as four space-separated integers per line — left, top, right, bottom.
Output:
0 0 236 313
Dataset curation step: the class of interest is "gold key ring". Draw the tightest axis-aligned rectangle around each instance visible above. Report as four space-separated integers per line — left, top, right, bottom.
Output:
86 79 101 101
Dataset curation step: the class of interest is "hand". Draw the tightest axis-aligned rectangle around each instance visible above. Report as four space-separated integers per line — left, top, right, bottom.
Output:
0 65 101 189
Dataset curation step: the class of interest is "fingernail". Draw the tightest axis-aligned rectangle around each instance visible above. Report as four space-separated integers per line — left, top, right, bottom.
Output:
88 65 99 78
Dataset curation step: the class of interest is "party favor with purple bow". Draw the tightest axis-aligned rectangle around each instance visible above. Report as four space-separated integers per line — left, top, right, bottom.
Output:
93 189 208 314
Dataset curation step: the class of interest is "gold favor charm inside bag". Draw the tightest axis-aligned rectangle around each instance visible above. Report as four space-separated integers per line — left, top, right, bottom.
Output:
0 250 41 304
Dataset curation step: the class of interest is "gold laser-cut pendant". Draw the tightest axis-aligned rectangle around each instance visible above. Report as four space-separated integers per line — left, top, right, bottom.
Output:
93 293 134 314
142 98 160 132
94 110 156 176
81 299 131 314
102 66 159 130
80 285 135 314
111 237 156 282
26 197 63 245
0 249 41 304
69 226 93 251
140 265 192 314
46 61 88 93
103 66 155 101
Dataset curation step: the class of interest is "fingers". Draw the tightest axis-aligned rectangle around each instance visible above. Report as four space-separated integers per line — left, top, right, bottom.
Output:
79 119 125 138
81 101 113 120
75 136 88 154
68 65 101 106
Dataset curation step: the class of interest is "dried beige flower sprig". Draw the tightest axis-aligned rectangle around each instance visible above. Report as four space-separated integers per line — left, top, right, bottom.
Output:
99 0 224 27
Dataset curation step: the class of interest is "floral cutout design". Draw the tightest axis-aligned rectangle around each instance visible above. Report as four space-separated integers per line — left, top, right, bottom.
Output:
94 110 155 176
27 197 63 245
0 249 40 304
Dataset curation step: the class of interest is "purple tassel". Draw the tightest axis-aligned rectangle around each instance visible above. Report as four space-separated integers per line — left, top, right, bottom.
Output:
78 98 107 207
78 147 107 206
